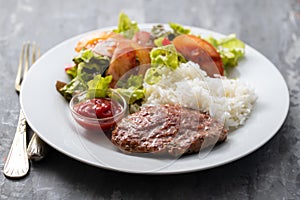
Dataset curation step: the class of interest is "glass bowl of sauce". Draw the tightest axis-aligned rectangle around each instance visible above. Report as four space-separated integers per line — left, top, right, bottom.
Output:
69 90 127 130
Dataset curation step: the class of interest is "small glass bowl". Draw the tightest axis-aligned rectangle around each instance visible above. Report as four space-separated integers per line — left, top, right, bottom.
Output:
69 90 127 130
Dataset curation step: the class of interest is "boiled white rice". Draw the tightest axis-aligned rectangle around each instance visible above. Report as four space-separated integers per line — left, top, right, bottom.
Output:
143 61 257 129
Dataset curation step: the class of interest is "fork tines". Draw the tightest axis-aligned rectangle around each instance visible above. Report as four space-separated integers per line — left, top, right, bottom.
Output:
15 42 40 92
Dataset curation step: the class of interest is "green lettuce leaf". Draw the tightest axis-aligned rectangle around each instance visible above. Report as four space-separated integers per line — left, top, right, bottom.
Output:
65 65 77 78
114 74 145 104
115 87 145 105
169 22 190 35
150 44 186 70
144 68 162 85
153 37 164 47
205 34 245 73
113 12 139 39
146 44 186 85
66 49 96 79
58 78 88 101
58 49 110 101
116 74 143 89
74 49 110 82
86 75 112 98
73 49 94 64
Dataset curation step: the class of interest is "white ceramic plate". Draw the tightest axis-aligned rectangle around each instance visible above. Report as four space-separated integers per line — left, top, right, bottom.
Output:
20 24 289 174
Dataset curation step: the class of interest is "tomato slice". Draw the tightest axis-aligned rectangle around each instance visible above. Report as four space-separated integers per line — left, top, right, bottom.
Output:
173 34 223 77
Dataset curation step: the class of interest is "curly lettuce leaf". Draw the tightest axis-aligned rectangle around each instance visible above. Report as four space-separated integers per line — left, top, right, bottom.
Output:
146 45 186 85
113 12 139 39
65 65 77 78
74 49 110 82
169 22 190 36
205 34 245 73
58 78 88 101
150 44 186 70
114 74 145 104
86 75 112 98
115 87 145 105
116 74 143 89
144 68 162 85
67 48 96 78
153 37 164 47
73 49 94 64
58 49 110 101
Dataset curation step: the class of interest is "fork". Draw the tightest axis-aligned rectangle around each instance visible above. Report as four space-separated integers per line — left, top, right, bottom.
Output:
3 43 42 178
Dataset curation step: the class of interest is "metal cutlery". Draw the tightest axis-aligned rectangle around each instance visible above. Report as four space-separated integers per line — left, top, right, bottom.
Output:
3 43 46 178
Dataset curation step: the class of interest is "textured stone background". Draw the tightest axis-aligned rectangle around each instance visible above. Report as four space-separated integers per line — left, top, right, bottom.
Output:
0 0 299 199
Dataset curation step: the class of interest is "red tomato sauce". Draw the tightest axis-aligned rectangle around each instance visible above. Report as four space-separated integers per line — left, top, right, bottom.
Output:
73 98 123 130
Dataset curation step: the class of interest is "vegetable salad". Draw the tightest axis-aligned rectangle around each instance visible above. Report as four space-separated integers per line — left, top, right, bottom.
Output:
56 12 246 111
